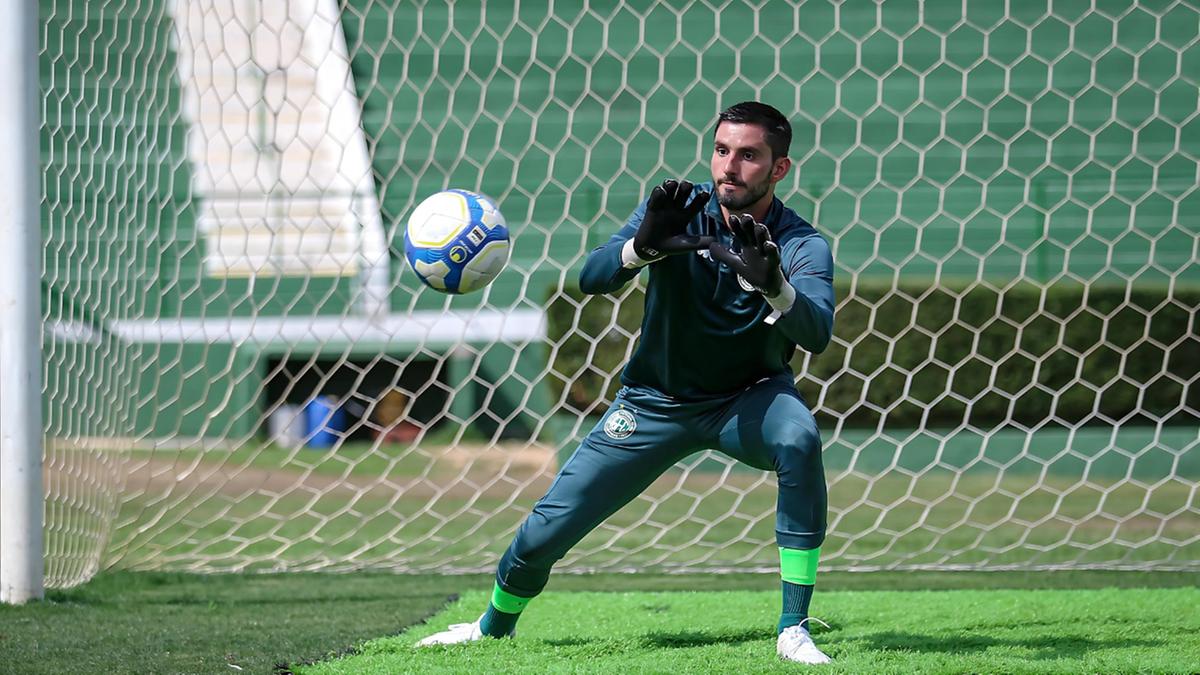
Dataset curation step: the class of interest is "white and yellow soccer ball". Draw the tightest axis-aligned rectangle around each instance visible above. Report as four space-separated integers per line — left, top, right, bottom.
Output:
404 189 511 294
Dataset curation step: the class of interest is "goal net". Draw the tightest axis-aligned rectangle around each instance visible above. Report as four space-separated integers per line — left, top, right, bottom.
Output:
34 0 1198 587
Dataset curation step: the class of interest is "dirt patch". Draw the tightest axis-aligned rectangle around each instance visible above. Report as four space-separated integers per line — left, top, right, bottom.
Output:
119 441 562 501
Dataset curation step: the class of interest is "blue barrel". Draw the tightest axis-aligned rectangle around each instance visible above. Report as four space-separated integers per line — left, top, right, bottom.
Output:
304 396 345 449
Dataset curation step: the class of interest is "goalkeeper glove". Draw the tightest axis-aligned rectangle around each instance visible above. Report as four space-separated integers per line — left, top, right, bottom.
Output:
708 213 786 298
631 179 714 260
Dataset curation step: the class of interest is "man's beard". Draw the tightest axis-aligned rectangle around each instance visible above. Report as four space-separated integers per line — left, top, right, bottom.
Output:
716 178 771 211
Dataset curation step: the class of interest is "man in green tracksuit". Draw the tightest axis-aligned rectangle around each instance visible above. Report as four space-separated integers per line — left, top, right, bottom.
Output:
419 101 836 664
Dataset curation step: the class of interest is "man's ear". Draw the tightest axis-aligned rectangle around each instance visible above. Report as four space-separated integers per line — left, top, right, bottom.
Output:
771 156 792 183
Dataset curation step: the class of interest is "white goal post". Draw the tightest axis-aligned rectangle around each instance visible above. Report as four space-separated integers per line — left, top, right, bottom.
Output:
7 0 1199 596
1 0 45 605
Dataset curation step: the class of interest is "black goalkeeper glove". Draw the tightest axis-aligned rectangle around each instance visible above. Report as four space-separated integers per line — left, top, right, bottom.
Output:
708 214 786 298
631 179 714 260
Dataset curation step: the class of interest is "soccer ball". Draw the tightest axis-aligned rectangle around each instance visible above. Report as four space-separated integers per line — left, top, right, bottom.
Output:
404 189 511 294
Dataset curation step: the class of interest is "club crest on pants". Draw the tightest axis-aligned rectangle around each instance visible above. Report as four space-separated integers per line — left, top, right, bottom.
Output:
603 408 637 440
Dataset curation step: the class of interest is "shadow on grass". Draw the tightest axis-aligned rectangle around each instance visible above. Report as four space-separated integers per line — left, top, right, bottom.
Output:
544 628 774 650
643 628 775 649
862 631 1164 659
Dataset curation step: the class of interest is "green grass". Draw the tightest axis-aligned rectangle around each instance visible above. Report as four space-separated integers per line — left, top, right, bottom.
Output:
301 587 1200 674
0 572 464 675
2 571 1196 675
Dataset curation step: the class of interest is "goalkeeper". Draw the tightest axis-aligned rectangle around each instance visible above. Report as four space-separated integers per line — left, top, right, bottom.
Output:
419 101 836 665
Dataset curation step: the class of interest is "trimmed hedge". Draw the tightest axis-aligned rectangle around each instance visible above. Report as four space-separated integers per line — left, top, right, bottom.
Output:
546 280 1199 428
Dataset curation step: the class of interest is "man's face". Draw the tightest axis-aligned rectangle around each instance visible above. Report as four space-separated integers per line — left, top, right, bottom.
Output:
710 122 786 211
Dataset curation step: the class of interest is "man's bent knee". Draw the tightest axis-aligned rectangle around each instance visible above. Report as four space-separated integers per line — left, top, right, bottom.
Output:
767 422 822 471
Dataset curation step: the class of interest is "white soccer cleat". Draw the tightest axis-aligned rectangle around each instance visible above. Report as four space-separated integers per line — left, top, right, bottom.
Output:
415 617 484 646
776 624 832 664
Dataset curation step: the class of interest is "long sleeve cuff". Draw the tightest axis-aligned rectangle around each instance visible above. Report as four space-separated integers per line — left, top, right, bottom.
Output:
763 282 796 326
620 238 658 269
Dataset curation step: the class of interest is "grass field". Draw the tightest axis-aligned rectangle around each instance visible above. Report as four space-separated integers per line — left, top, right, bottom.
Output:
2 570 1197 675
302 587 1200 674
20 426 1195 673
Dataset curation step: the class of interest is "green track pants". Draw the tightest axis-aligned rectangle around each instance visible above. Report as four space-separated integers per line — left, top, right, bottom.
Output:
496 374 827 598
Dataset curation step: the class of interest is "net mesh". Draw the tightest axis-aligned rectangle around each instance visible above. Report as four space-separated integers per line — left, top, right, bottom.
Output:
35 0 1199 587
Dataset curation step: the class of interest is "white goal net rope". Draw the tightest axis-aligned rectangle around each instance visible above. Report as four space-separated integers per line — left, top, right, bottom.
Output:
36 0 1198 586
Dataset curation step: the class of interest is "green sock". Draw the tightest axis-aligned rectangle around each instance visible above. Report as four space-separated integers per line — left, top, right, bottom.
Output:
778 546 820 634
479 582 530 637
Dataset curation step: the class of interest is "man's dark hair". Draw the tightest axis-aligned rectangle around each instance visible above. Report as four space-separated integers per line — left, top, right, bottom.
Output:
714 101 792 160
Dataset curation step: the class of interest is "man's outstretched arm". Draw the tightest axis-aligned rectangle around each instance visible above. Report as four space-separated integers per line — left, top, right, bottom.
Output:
578 205 645 295
769 236 835 353
708 215 835 353
579 180 712 295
